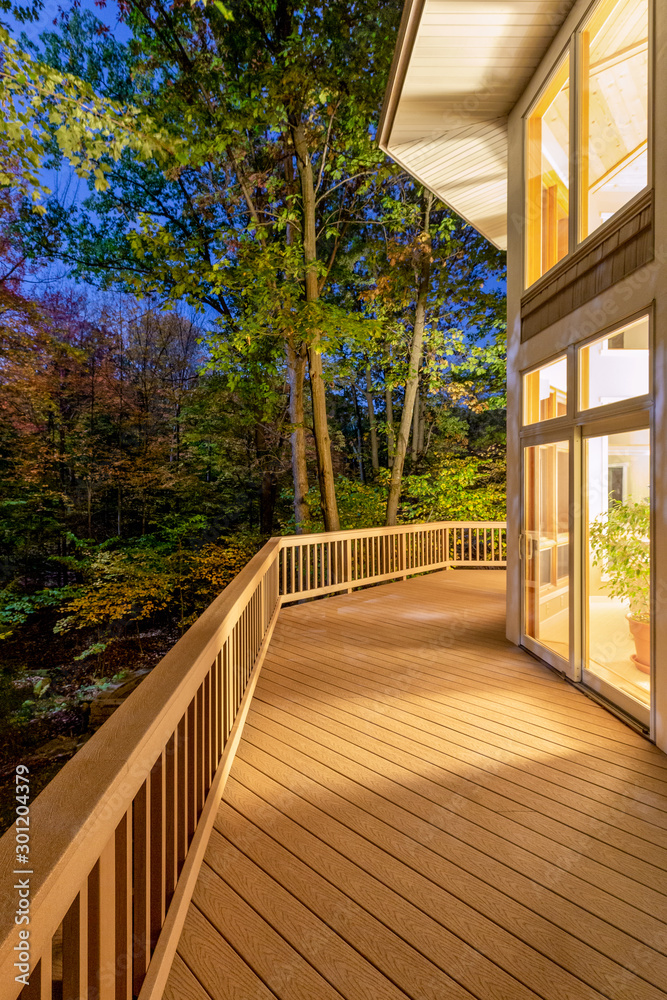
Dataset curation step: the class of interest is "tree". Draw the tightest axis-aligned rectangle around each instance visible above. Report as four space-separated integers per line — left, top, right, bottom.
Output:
10 1 402 531
386 190 433 524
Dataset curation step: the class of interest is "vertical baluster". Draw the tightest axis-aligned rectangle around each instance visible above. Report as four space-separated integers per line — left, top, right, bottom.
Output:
164 734 177 905
290 545 296 596
114 811 132 1000
195 687 204 818
21 950 52 1000
186 700 196 843
87 835 115 1000
203 672 212 793
132 779 150 997
62 885 88 1000
210 659 219 775
233 624 239 713
223 640 230 745
248 599 252 676
211 653 222 775
243 606 248 684
217 651 224 761
149 753 165 954
176 718 187 876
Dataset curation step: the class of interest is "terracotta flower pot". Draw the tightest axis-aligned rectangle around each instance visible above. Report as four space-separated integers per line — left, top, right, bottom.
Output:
627 614 650 674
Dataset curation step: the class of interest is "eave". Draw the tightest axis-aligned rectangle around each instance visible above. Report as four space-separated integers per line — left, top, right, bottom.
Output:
379 0 578 250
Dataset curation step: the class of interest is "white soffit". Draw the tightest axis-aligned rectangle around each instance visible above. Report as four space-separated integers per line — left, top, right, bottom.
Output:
379 0 578 250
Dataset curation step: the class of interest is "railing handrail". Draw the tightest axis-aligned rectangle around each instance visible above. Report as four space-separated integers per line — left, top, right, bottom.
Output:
0 536 282 997
277 520 505 545
0 521 505 1000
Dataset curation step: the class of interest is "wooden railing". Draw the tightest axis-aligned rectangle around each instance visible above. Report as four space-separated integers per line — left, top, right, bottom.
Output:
0 521 505 1000
279 521 506 601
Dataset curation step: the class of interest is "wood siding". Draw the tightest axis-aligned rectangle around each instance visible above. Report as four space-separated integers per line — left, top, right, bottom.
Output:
521 189 654 341
166 570 667 1000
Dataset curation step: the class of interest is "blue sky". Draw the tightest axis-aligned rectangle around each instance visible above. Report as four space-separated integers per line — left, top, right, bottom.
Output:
3 0 129 45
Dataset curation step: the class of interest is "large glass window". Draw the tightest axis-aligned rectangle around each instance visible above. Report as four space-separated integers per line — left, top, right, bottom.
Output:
524 441 570 660
526 57 570 286
579 316 649 410
585 428 650 709
523 356 568 425
524 0 650 288
581 0 649 239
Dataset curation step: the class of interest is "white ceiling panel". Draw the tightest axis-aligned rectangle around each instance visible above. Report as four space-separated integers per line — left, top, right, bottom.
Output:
379 0 578 249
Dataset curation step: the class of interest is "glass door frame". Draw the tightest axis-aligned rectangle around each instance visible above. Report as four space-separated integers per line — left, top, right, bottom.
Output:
520 308 654 731
579 407 652 729
520 422 578 680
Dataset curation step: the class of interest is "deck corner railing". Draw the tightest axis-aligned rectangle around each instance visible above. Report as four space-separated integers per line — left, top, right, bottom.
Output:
0 520 504 1000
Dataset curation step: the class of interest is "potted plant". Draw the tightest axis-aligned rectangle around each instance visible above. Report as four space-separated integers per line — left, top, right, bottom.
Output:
589 497 651 673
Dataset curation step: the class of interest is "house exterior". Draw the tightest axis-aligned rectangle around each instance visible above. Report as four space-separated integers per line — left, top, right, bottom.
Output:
379 0 665 749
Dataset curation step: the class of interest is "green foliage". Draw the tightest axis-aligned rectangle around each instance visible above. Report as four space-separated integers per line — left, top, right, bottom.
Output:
589 498 651 622
0 1 509 746
52 522 262 645
0 585 76 640
287 460 505 532
0 26 177 206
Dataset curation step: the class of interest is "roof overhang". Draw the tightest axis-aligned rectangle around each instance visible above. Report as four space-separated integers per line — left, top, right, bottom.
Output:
379 1 578 250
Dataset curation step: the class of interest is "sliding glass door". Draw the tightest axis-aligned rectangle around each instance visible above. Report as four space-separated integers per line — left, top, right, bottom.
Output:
583 426 651 724
521 315 651 726
523 439 570 669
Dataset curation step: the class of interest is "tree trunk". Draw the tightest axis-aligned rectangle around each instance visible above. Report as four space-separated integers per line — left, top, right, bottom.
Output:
417 393 425 454
352 386 365 483
255 423 278 536
365 366 379 472
386 192 433 526
286 340 310 531
411 374 421 463
385 382 394 468
291 121 340 531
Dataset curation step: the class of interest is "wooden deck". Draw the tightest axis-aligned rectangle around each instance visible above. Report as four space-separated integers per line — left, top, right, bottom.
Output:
164 569 667 1000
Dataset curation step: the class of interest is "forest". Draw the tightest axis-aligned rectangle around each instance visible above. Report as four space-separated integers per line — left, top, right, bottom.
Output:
0 0 506 810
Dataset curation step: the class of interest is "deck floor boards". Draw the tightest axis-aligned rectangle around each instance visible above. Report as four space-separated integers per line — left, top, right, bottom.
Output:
166 570 667 1000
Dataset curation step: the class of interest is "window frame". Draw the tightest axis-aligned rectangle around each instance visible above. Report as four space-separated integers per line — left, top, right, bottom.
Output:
575 308 653 421
523 0 653 291
521 352 571 430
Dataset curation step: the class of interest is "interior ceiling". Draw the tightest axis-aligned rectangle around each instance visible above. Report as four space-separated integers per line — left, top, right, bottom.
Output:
379 0 578 249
